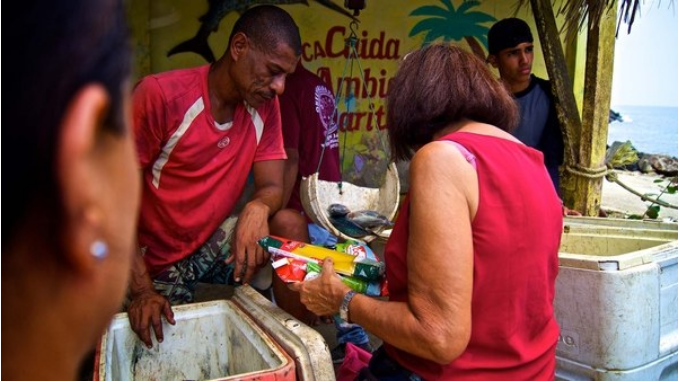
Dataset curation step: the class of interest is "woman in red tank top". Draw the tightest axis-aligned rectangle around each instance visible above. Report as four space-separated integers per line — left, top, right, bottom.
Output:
290 43 562 380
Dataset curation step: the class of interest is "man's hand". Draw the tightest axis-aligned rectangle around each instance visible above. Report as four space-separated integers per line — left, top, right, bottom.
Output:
228 159 285 283
126 289 175 348
226 200 271 284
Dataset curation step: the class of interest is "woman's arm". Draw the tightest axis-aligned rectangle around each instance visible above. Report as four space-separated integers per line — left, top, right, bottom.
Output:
293 141 478 364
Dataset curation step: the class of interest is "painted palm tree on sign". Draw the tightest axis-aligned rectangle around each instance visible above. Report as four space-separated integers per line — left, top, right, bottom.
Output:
409 0 496 60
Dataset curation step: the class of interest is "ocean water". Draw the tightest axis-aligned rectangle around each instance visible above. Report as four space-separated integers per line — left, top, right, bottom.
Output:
608 105 678 157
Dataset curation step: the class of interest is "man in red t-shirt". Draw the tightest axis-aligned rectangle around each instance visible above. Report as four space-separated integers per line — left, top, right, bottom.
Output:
127 5 308 349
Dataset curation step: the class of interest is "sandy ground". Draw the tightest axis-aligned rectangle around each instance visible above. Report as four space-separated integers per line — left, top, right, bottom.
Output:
601 170 678 221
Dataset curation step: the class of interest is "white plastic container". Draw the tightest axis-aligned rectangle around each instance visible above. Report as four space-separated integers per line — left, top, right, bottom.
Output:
232 285 336 381
95 300 295 381
563 216 678 240
555 222 678 381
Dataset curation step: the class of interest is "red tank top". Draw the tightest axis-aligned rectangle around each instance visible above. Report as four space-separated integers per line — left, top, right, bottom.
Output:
383 132 562 380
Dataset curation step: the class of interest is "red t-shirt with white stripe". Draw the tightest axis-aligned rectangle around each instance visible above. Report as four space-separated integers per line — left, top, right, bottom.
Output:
133 65 286 276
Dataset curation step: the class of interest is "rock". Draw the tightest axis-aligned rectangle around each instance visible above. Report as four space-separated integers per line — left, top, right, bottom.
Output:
623 161 640 172
637 155 655 173
606 141 639 170
609 109 624 124
647 154 678 176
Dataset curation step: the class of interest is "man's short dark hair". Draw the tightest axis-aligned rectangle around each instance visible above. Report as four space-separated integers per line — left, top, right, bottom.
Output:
488 18 534 55
229 5 301 55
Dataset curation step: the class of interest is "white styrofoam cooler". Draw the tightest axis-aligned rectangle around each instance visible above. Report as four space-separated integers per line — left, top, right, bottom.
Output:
95 300 295 381
563 216 678 240
555 218 678 381
232 285 336 381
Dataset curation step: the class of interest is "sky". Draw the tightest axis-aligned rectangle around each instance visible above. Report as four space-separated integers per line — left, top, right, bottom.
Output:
611 1 678 107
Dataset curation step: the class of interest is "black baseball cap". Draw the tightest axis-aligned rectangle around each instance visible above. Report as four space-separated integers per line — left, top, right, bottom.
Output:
488 18 534 55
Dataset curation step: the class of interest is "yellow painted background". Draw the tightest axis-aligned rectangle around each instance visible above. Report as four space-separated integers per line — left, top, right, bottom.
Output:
128 0 581 186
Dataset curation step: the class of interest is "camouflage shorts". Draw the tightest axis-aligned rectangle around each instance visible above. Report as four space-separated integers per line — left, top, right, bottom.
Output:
152 216 239 305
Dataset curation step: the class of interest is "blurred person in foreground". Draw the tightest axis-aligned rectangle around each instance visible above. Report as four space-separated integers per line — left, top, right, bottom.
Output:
291 43 562 380
3 0 140 379
127 5 307 349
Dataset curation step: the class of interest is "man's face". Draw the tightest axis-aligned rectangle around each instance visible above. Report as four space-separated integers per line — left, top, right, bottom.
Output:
236 39 299 108
490 42 534 89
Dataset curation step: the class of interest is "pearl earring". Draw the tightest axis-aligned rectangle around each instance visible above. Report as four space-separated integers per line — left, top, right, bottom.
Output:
90 240 109 260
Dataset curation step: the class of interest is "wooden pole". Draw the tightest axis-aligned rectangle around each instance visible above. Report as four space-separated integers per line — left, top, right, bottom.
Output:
530 0 582 168
529 0 582 208
565 2 618 216
530 0 619 216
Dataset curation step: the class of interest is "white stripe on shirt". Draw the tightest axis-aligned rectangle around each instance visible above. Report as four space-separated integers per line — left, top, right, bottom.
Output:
151 97 204 188
245 102 264 145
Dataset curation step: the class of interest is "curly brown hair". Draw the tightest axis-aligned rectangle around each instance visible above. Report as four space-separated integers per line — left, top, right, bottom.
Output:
387 43 519 161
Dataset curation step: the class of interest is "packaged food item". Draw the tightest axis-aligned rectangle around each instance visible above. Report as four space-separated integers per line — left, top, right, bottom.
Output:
305 262 382 296
259 235 385 281
335 240 377 261
271 256 308 283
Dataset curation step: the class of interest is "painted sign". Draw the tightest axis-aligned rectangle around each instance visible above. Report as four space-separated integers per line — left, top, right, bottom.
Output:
136 0 546 186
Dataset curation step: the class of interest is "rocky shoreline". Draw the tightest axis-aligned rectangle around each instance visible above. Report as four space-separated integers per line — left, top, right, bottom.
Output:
595 141 678 221
601 145 678 221
617 152 678 177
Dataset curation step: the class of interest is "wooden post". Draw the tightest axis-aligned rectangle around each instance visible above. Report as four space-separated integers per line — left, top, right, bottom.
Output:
565 3 618 216
529 0 582 187
531 0 618 216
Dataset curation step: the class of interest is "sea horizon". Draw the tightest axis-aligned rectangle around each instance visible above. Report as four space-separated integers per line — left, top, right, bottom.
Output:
608 105 678 158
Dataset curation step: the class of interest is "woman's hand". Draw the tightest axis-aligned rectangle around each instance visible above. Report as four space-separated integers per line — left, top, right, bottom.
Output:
562 205 582 216
288 258 351 316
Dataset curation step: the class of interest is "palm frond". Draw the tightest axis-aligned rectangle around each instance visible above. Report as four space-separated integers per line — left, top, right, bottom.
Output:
409 0 496 48
409 17 448 37
410 5 451 18
557 0 617 41
440 0 456 13
457 0 482 14
514 0 670 39
460 11 497 24
616 0 641 36
423 29 448 45
459 25 493 38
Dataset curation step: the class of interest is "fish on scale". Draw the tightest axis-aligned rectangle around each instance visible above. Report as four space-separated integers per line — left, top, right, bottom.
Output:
327 203 393 238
